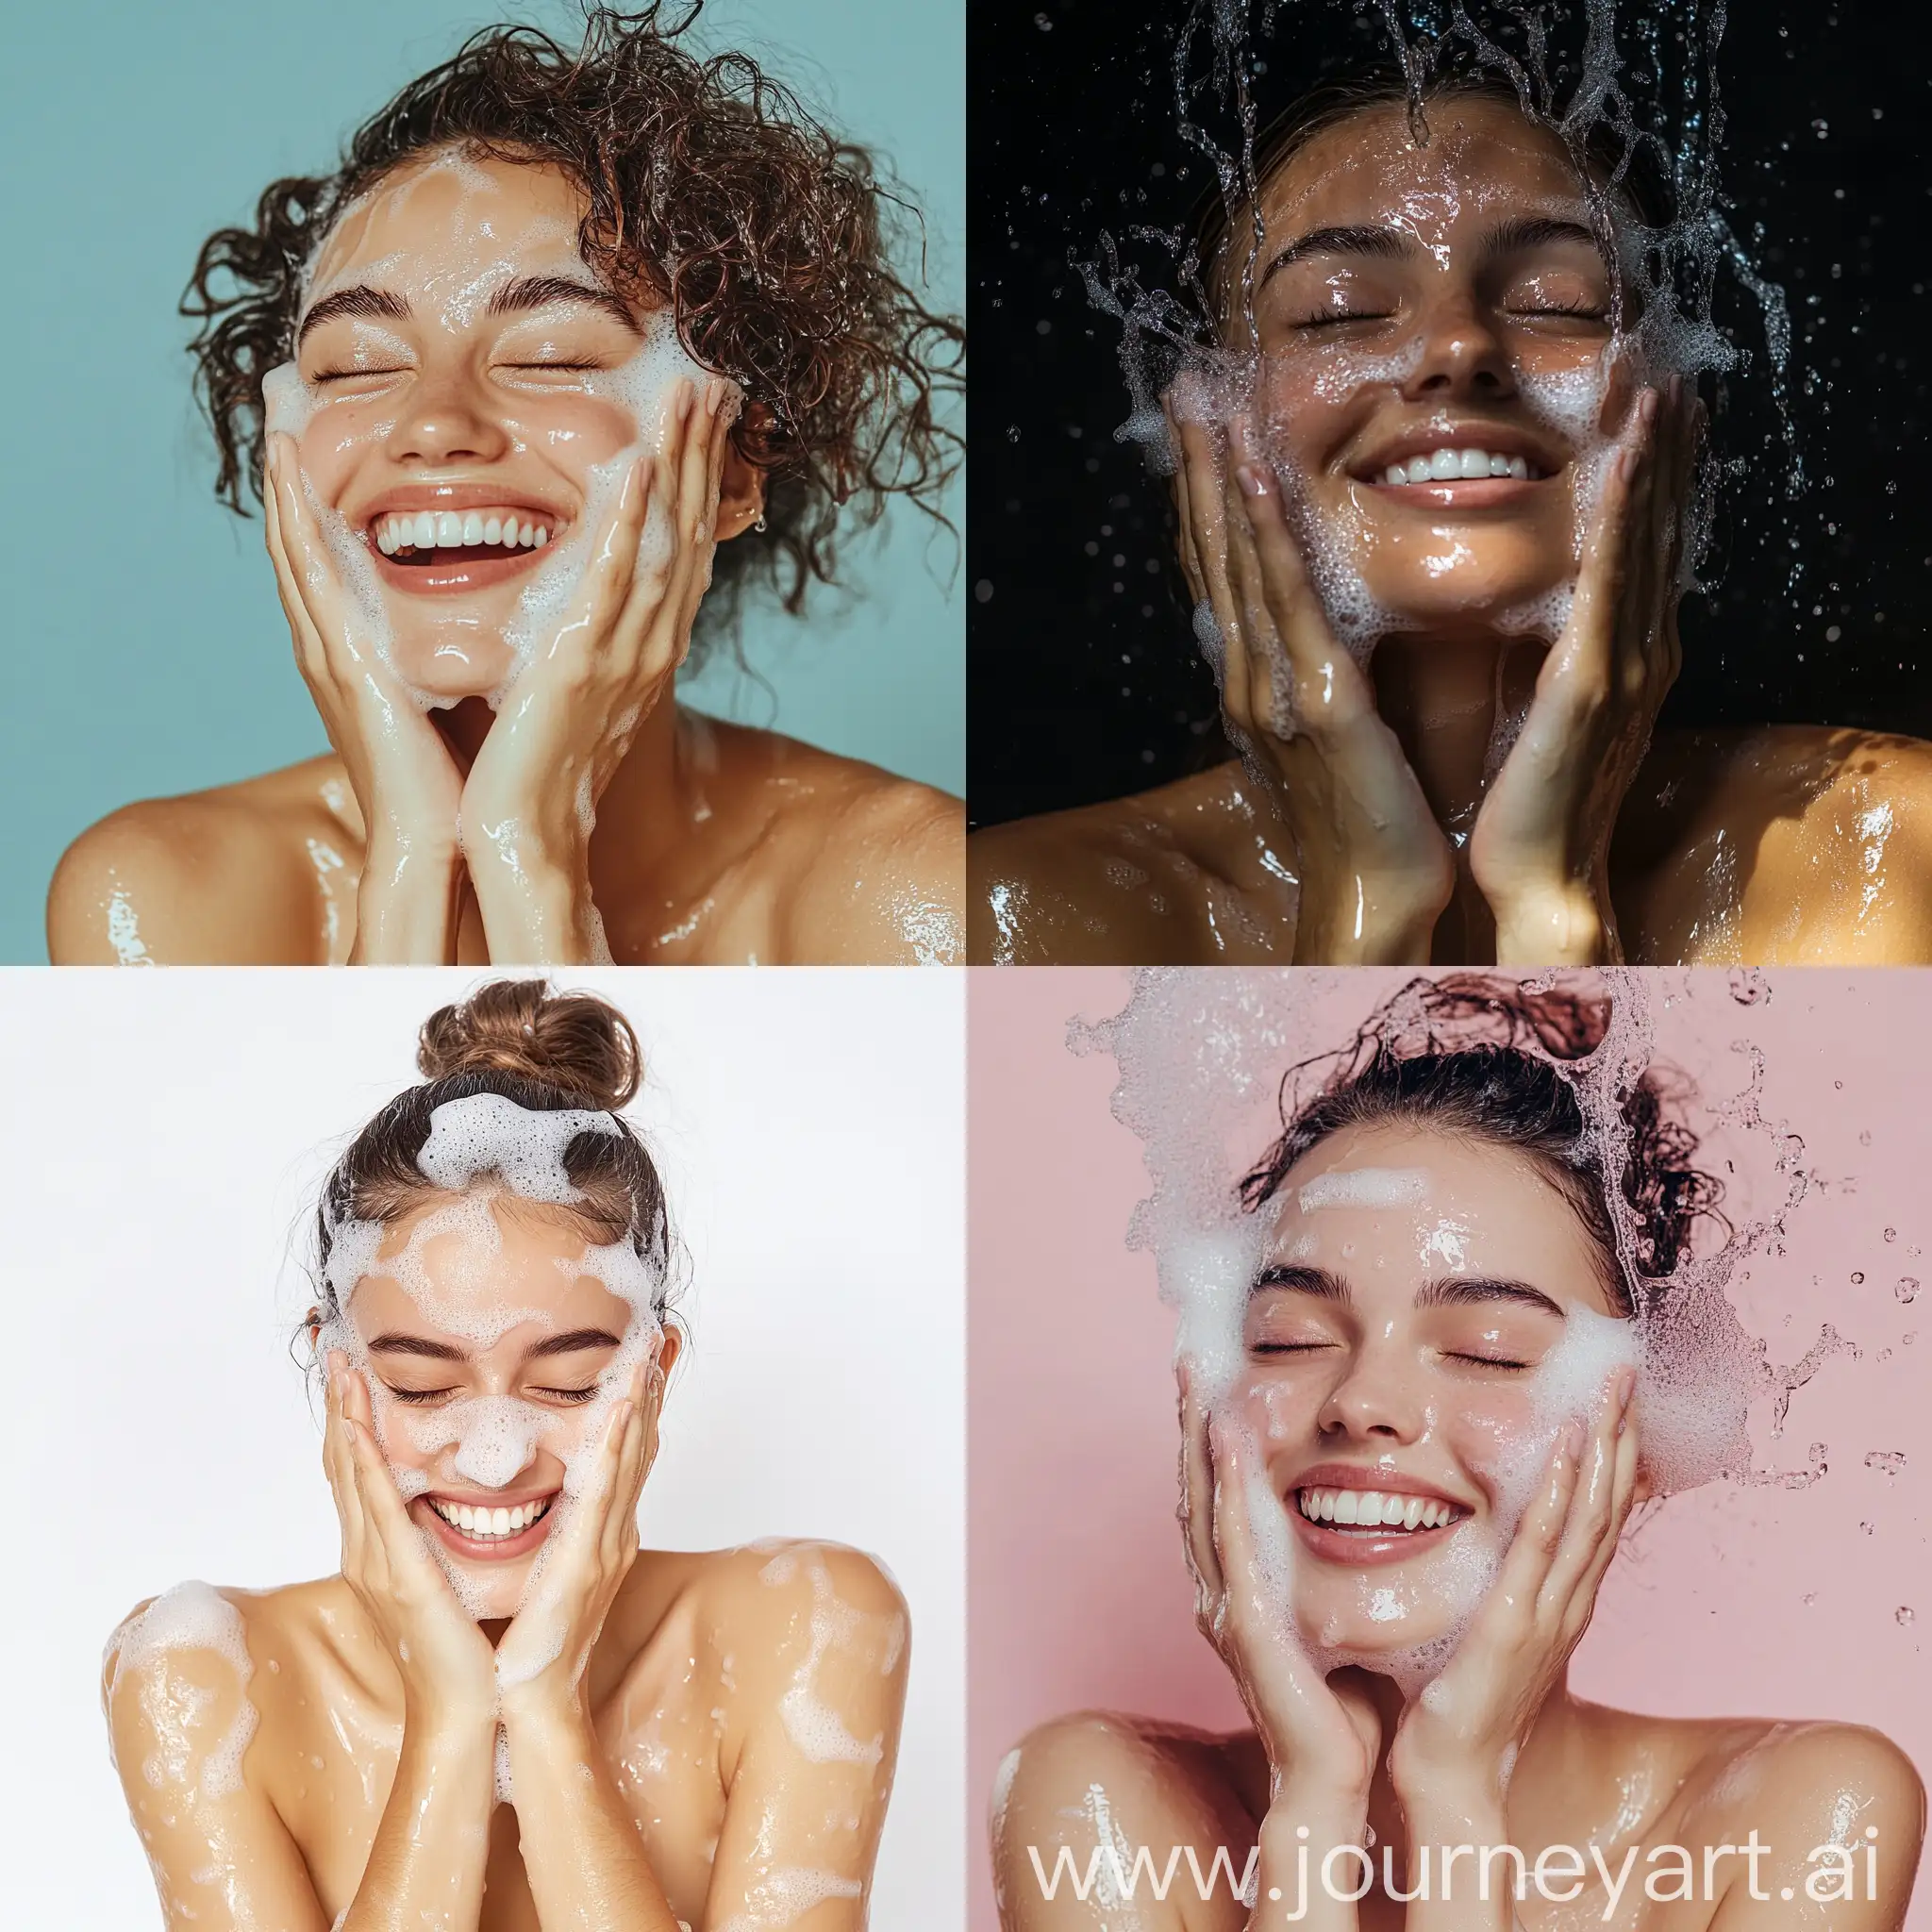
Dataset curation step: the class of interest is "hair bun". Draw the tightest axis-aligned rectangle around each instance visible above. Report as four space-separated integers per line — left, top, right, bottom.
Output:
417 980 641 1110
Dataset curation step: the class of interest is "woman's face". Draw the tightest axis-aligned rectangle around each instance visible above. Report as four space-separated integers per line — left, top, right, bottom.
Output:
1229 95 1626 637
1241 1118 1629 1658
341 1194 666 1620
288 149 687 700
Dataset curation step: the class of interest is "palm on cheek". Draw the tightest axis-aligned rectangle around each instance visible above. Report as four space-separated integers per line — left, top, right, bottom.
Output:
494 1359 664 1709
1471 376 1701 961
458 380 736 865
323 1357 495 1722
1388 1371 1640 1813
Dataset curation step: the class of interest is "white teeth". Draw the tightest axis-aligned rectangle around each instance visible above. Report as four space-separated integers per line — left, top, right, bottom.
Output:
375 510 558 554
1383 449 1539 487
1297 1487 1457 1532
430 1496 550 1540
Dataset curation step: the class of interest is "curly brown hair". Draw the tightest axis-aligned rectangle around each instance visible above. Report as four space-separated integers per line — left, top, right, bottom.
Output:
1237 974 1726 1313
181 2 963 663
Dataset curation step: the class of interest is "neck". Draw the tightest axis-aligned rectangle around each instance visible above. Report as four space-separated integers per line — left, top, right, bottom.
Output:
434 683 706 901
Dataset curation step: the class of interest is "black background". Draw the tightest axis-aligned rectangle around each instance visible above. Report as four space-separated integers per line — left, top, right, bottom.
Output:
966 0 1932 827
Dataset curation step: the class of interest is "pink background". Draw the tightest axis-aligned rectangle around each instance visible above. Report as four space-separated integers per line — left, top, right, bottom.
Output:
968 968 1932 1932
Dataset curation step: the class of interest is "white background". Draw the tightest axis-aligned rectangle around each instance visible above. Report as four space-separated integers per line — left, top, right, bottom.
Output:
0 967 963 1926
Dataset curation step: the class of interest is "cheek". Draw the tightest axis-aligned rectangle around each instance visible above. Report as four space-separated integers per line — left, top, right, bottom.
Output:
1242 1369 1318 1446
1445 1385 1548 1500
299 400 394 497
510 392 641 472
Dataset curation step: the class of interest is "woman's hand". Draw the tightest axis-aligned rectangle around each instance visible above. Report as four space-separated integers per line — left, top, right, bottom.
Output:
493 1357 663 1720
264 438 464 962
1470 376 1701 964
1173 405 1456 963
459 376 736 964
1388 1368 1640 1829
1179 1367 1381 1807
323 1354 497 1734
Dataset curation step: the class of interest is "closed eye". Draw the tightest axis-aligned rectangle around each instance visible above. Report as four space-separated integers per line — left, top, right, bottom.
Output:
384 1384 458 1406
533 1385 601 1404
1443 1350 1534 1371
313 366 410 383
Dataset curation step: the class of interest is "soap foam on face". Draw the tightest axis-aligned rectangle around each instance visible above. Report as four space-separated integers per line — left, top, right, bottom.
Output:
1073 968 1793 1703
317 1095 666 1626
261 144 730 718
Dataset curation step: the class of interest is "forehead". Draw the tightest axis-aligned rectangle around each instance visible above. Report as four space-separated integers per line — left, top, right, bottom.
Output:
345 1194 634 1340
1263 1120 1608 1300
1255 95 1592 245
307 148 591 306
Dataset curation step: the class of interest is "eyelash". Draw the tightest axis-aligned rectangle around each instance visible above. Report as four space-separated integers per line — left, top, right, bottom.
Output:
1444 1351 1534 1371
382 1385 602 1406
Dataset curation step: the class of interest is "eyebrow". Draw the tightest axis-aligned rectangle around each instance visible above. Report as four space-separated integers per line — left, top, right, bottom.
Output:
1257 211 1605 292
484 274 640 333
295 284 410 350
1416 1276 1566 1318
293 274 638 353
363 1325 625 1365
1248 1267 1565 1320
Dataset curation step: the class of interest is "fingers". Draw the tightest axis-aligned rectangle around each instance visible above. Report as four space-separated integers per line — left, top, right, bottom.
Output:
1553 1370 1641 1624
1490 1410 1586 1620
321 1353 366 1577
1226 414 1363 731
338 1372 425 1565
1176 1366 1223 1612
600 1361 654 1573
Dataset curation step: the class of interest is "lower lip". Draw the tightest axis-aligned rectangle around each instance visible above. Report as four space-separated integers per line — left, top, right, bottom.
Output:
370 541 560 596
1363 475 1550 508
1291 1501 1462 1566
416 1498 558 1561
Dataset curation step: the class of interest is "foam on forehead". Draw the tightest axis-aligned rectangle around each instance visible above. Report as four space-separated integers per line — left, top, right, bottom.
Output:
1072 968 1789 1499
418 1091 622 1203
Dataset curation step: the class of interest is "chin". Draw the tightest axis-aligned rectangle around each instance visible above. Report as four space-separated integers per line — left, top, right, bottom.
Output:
391 640 521 705
1368 566 1576 641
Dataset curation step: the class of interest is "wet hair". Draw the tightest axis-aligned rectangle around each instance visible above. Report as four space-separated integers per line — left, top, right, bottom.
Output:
309 978 674 1336
1194 67 1673 324
1237 974 1724 1314
182 3 963 665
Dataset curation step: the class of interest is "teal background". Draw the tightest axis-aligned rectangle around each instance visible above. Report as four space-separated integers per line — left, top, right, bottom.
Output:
0 0 963 962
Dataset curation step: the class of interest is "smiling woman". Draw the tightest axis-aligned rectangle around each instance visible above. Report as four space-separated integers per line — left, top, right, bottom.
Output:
47 5 965 967
982 969 1926 1932
100 977 916 1931
968 58 1932 966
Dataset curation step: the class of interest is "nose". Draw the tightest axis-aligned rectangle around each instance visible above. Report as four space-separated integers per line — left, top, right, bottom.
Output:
387 370 510 468
1314 1338 1428 1446
1399 288 1518 406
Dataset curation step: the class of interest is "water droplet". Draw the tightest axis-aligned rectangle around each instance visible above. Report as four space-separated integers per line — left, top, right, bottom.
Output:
1808 1441 1828 1462
1866 1451 1907 1477
1885 1227 1897 1242
1852 1272 1865 1285
1897 1278 1919 1304
1897 1607 1915 1626
1860 1520 1875 1535
1803 1592 1818 1606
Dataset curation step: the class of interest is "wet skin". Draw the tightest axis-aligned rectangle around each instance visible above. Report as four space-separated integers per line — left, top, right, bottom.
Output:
49 152 961 966
991 1124 1925 1932
104 1201 908 1931
969 98 1932 967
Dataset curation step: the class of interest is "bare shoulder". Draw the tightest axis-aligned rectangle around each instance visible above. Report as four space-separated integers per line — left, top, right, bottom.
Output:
706 717 965 963
1682 1716 1925 1835
49 756 352 965
684 1538 909 1652
1618 725 1932 964
991 1712 1259 1928
101 1581 269 1782
968 764 1296 965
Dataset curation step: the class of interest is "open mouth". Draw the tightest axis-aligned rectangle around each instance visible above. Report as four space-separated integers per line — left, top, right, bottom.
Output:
1355 431 1561 504
364 506 569 593
1297 1485 1465 1533
418 1491 558 1559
